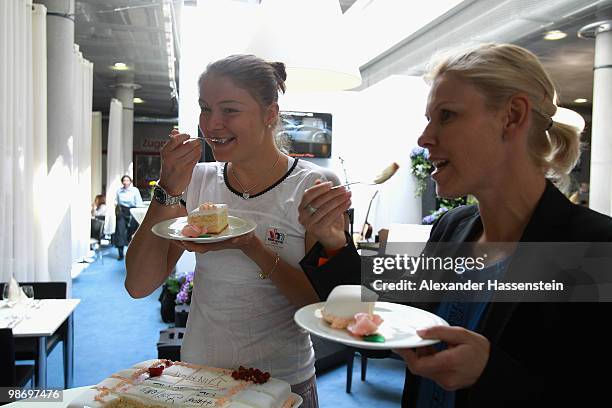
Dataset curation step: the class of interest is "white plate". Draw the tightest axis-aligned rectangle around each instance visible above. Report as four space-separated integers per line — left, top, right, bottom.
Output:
0 299 16 309
294 302 449 350
151 216 256 243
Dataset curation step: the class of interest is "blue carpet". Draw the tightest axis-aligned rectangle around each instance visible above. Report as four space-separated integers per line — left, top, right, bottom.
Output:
46 249 406 407
46 248 168 388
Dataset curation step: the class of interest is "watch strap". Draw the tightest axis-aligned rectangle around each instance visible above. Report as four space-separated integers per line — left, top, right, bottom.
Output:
154 184 183 206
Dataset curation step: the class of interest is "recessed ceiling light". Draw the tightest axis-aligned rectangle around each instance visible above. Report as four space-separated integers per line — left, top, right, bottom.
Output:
133 97 144 104
574 98 588 104
112 62 129 70
544 30 567 40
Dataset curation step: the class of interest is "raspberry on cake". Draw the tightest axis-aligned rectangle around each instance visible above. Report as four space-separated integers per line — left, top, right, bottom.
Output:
186 203 229 234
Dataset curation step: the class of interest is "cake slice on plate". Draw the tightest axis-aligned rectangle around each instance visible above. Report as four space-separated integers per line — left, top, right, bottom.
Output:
321 285 383 339
186 203 229 234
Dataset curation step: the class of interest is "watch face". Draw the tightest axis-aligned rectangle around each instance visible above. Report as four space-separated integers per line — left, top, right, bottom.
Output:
154 186 167 202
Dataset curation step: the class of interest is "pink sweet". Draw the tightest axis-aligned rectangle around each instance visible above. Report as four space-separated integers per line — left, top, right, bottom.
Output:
181 224 206 238
347 313 383 337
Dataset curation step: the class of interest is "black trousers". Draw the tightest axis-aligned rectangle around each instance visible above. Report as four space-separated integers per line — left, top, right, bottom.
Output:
113 205 139 247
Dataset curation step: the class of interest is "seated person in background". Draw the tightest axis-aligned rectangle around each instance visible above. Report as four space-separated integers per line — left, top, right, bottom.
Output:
298 43 612 407
91 194 106 219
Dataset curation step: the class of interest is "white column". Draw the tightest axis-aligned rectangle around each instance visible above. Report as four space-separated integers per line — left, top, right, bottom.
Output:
113 74 141 176
32 4 50 281
580 21 612 216
91 111 103 200
39 0 75 283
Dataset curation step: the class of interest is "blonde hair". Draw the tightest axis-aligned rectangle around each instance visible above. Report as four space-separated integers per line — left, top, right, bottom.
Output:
424 43 581 191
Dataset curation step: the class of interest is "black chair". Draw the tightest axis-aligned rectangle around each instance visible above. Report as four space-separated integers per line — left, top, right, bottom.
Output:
157 327 186 361
345 347 405 393
0 328 35 389
90 217 109 263
311 336 352 374
174 304 189 328
0 282 71 388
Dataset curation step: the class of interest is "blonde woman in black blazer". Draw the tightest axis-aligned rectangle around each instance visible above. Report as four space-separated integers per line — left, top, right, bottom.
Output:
298 43 612 407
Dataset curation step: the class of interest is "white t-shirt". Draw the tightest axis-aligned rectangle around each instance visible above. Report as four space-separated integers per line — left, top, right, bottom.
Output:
181 158 339 385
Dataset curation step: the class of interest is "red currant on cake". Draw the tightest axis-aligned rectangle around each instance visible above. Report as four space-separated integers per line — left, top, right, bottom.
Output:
231 366 270 384
148 365 164 377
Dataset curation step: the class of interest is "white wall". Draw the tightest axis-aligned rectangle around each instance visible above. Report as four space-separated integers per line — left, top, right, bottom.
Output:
279 75 429 236
178 2 432 237
178 1 259 138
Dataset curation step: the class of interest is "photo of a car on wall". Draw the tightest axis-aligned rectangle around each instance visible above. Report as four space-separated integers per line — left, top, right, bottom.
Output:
277 111 332 158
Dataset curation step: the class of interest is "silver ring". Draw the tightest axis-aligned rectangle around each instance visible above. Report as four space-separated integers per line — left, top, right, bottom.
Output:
305 203 318 215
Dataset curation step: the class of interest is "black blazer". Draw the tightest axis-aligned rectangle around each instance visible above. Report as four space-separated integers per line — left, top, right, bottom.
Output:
301 181 612 407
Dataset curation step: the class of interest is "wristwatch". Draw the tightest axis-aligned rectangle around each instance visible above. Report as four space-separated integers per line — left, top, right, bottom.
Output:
153 183 183 206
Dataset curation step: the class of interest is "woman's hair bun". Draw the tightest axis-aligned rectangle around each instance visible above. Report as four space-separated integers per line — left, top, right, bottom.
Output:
269 61 287 82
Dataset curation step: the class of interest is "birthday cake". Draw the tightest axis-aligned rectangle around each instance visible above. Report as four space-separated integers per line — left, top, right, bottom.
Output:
68 359 296 408
185 203 228 235
321 285 383 337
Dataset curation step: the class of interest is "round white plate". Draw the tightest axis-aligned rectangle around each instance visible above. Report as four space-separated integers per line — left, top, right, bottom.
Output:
151 215 256 243
294 302 449 350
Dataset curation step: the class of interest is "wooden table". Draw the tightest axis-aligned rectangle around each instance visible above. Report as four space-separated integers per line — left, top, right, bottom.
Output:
0 299 80 389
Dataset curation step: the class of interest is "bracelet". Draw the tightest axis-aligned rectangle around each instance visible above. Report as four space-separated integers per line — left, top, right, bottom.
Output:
259 252 280 279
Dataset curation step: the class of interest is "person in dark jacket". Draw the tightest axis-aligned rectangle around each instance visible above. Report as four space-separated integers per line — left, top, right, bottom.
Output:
113 175 143 260
298 43 612 407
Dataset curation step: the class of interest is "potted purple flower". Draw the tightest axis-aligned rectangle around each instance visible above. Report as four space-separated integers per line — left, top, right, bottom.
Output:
174 271 193 328
422 206 450 225
175 271 194 305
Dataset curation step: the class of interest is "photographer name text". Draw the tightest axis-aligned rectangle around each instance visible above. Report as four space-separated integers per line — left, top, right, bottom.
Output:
372 279 564 292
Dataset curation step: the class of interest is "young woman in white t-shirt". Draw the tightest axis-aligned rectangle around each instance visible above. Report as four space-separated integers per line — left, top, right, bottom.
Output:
125 55 351 407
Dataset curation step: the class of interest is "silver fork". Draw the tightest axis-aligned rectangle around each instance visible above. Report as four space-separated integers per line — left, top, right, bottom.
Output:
331 162 399 190
331 181 379 190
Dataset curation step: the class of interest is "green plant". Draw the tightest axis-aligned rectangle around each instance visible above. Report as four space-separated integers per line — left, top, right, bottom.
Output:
166 275 181 296
409 147 433 197
422 196 478 225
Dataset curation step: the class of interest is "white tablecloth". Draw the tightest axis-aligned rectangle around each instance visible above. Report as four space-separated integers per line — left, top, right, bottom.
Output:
129 206 149 225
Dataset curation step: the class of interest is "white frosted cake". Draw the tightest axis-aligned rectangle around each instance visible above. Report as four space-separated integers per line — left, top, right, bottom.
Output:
186 203 228 234
321 285 377 329
68 359 295 408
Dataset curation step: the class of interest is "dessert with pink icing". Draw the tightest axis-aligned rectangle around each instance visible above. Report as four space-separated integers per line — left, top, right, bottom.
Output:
347 313 384 337
68 359 296 408
186 203 228 235
321 285 384 339
181 223 208 238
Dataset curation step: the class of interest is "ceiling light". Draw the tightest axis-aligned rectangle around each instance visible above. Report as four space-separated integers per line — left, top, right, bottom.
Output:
133 97 144 104
112 62 129 70
574 98 588 104
544 30 567 40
